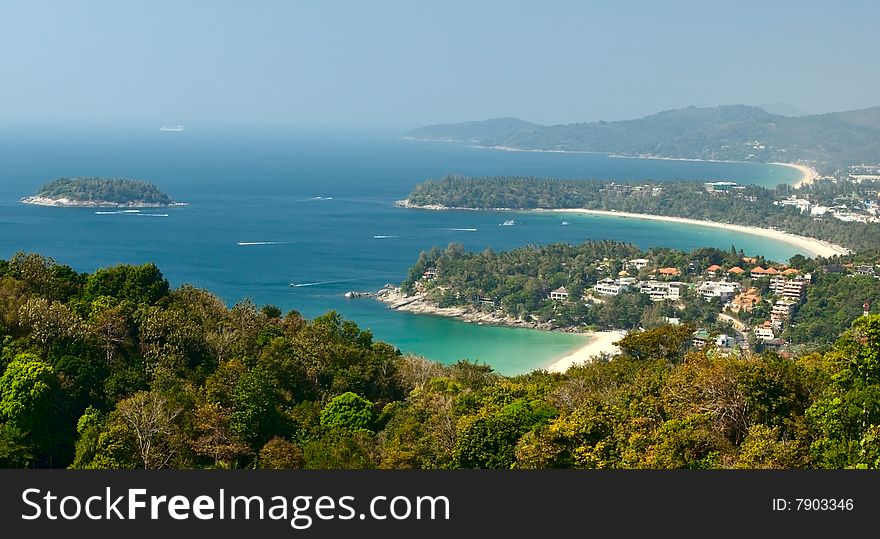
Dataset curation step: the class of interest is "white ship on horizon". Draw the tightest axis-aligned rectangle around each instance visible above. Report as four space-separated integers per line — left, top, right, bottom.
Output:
160 125 185 132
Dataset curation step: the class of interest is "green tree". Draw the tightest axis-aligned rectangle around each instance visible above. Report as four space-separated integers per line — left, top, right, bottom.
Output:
230 366 284 448
258 437 304 469
617 324 695 363
320 392 375 433
84 263 169 305
0 353 64 464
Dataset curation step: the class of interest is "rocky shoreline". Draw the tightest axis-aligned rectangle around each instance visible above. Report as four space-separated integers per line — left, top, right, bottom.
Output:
20 196 186 208
376 286 583 332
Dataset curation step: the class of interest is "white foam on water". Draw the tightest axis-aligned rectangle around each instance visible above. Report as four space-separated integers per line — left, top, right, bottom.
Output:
448 228 477 231
372 235 399 239
237 241 295 246
289 279 353 288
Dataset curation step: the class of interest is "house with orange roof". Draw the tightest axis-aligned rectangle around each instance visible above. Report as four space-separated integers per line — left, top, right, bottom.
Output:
705 264 722 274
782 268 800 275
750 266 771 279
658 267 680 277
727 266 745 275
742 257 758 264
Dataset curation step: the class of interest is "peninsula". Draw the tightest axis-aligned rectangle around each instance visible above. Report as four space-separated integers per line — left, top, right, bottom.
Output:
397 175 878 254
20 177 182 208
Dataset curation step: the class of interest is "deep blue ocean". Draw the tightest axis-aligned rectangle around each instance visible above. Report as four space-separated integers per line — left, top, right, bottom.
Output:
0 129 803 374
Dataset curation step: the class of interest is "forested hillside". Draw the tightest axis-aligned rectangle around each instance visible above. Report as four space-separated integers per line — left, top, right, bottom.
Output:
2 253 880 469
408 105 880 172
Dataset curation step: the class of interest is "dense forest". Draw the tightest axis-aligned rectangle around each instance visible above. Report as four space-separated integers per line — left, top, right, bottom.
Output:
29 177 174 206
408 104 880 172
3 252 880 469
405 175 880 251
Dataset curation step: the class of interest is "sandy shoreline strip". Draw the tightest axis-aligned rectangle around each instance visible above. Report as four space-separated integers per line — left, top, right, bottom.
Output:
547 330 626 373
542 208 849 258
771 162 819 187
465 143 822 188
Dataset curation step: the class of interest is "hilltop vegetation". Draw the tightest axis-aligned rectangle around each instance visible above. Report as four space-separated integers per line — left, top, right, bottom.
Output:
408 117 542 142
408 104 880 172
25 177 175 206
2 252 880 469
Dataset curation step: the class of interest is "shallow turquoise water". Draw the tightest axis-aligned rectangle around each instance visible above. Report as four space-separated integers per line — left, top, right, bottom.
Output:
0 129 803 374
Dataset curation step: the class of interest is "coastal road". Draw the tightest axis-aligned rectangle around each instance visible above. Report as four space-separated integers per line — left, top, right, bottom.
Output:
718 313 751 350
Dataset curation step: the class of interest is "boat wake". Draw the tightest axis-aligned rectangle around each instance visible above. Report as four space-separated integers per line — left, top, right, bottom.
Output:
95 211 123 215
372 235 399 239
136 213 169 217
237 241 295 246
289 279 354 288
448 227 477 231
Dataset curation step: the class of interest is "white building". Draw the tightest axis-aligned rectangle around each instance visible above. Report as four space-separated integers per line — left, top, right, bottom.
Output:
628 258 650 270
639 280 686 301
776 196 812 213
550 286 570 301
697 280 741 300
771 301 795 322
594 278 631 296
754 326 776 341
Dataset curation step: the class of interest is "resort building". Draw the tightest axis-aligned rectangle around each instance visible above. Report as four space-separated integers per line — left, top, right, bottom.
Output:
639 280 687 301
771 301 796 323
776 196 812 213
697 280 741 300
422 267 438 279
593 277 635 296
770 276 809 301
704 181 738 193
705 264 723 275
692 329 712 348
754 323 776 342
628 258 650 270
727 266 745 276
658 267 681 277
855 265 877 277
750 266 779 279
550 286 570 301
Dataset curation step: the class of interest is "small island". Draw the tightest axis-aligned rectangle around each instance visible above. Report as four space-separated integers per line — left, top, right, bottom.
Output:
20 177 183 208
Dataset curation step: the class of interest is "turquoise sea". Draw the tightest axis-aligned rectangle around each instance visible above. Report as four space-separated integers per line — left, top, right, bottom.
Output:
0 129 803 374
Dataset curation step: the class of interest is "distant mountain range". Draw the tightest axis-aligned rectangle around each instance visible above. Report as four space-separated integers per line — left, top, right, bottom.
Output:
407 105 880 173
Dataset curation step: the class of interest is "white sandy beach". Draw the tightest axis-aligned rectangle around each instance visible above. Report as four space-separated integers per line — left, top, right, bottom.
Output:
544 208 850 258
772 162 819 187
547 330 626 373
469 144 823 188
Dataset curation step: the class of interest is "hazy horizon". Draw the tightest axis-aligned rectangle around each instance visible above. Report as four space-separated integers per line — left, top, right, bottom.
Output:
2 0 879 130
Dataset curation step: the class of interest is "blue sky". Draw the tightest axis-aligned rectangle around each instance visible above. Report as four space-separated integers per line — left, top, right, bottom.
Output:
1 0 878 128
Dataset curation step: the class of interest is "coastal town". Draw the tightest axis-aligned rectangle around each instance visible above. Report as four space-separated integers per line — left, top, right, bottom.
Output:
379 242 880 369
